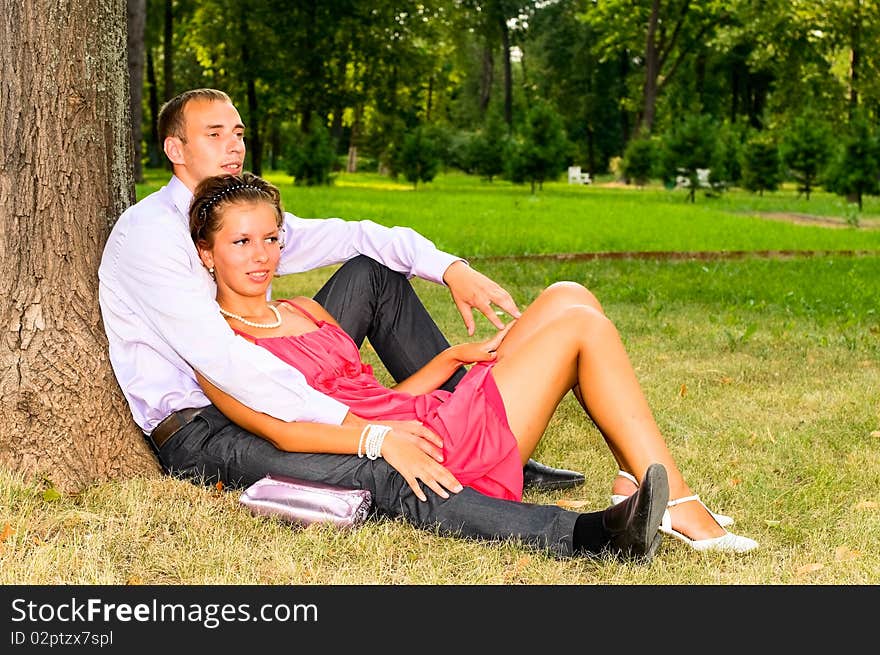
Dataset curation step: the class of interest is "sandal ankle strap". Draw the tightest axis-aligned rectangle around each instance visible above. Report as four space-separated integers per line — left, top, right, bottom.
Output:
667 494 700 508
616 470 639 486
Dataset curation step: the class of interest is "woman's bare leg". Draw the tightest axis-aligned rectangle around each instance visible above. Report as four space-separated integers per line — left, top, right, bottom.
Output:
491 283 725 540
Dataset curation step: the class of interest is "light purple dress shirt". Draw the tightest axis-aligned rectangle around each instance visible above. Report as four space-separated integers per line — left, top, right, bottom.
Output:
98 176 460 433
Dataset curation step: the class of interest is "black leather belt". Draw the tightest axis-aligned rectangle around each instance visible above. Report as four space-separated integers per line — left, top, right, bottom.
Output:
148 407 208 449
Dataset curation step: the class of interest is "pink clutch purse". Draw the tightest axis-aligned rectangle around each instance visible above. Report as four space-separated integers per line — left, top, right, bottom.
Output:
239 475 372 528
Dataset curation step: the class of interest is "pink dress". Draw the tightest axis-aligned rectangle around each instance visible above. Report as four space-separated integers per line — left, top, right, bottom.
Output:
236 300 524 501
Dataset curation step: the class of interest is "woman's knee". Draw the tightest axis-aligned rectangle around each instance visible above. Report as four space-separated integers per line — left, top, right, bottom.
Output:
542 281 605 314
556 304 615 339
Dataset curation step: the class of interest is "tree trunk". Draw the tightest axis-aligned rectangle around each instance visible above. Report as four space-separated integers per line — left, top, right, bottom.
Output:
500 18 513 127
639 0 661 137
240 26 262 176
145 49 162 167
0 0 160 492
162 0 173 101
849 5 861 120
127 0 146 183
479 45 493 115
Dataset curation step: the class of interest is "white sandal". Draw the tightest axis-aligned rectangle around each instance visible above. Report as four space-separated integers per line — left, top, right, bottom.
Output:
660 495 759 553
611 470 735 528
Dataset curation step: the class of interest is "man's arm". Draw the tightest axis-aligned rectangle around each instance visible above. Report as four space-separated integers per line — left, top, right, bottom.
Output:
277 214 521 332
116 218 349 425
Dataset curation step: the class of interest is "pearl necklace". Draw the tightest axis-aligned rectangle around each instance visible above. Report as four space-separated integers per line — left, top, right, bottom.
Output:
218 304 282 329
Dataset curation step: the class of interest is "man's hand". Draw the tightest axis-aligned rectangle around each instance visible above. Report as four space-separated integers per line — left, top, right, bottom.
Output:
442 260 521 335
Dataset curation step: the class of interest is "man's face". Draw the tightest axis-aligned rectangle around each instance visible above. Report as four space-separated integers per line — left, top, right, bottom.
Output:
166 98 246 190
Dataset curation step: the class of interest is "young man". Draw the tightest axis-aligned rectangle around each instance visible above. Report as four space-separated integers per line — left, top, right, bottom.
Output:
98 89 667 561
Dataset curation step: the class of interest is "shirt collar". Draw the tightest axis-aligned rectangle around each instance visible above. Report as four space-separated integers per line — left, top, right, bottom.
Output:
167 175 195 224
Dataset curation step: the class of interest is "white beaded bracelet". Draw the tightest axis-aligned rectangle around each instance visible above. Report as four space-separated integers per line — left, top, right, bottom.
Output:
358 424 391 460
357 424 370 458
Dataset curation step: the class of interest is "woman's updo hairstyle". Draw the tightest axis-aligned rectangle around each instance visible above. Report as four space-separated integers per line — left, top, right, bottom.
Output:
189 172 284 246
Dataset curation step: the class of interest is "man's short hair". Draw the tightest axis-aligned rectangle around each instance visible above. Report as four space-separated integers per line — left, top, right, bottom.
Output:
157 89 232 144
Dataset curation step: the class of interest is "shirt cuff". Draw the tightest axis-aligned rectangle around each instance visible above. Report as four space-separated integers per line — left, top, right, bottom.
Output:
412 250 465 286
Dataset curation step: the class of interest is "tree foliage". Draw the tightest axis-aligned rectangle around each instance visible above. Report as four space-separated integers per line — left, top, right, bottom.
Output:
824 113 880 211
135 1 880 182
660 114 719 202
779 114 833 199
741 134 782 196
507 101 570 193
399 126 441 189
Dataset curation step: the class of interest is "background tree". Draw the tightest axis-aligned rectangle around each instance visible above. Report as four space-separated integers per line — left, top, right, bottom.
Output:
824 113 880 211
0 0 159 492
660 113 719 202
285 118 336 187
621 138 655 187
779 114 833 200
508 101 570 193
741 133 782 196
127 0 147 183
399 126 441 189
469 110 507 182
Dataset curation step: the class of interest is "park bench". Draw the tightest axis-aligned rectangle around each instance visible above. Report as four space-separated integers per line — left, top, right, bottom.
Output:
568 166 592 185
675 168 711 188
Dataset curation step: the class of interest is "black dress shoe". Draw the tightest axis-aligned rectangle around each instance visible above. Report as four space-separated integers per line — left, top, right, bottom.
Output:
602 463 669 562
523 458 586 491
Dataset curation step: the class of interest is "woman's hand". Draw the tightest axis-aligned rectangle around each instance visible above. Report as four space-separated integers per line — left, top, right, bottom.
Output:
380 427 464 502
448 321 515 365
379 420 445 462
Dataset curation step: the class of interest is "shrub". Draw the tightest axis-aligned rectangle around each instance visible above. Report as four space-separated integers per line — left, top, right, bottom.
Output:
285 119 336 186
659 114 719 202
621 138 655 187
399 126 441 189
824 113 880 212
509 101 570 193
779 114 832 200
741 134 782 196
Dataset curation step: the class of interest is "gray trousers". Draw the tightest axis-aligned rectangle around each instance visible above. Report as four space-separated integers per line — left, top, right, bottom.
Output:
156 256 580 556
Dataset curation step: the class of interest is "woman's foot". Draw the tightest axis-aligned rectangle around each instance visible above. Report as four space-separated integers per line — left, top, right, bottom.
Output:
612 471 757 552
662 495 759 553
612 470 734 527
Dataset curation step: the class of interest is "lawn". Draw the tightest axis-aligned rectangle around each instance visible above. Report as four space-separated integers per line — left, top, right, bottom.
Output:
136 168 880 257
1 171 877 585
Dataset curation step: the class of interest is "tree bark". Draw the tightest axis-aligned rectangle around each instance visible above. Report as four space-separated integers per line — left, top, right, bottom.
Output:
146 49 162 167
639 0 661 137
162 0 173 101
0 0 160 492
127 0 146 183
499 17 513 127
479 45 494 115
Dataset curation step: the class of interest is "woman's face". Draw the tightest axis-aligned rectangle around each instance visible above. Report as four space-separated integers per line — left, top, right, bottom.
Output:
198 200 281 301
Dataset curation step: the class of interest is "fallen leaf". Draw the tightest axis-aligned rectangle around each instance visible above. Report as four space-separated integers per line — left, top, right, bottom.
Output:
679 383 687 398
719 377 733 384
215 481 224 492
728 477 741 486
834 546 859 562
42 488 62 502
853 500 878 510
764 519 781 527
796 563 824 575
0 523 14 543
512 555 531 572
555 499 591 509
870 431 880 439
126 575 144 585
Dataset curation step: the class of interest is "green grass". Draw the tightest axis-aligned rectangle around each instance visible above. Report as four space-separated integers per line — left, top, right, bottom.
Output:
2 171 876 585
137 169 880 257
2 256 878 584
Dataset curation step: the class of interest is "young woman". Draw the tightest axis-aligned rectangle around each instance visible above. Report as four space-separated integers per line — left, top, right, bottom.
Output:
189 173 757 553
